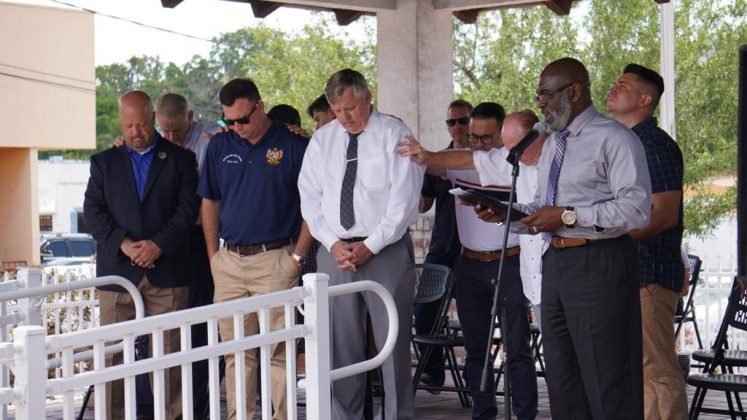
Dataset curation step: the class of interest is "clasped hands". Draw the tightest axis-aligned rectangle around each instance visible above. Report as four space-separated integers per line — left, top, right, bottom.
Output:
331 240 373 272
121 237 162 269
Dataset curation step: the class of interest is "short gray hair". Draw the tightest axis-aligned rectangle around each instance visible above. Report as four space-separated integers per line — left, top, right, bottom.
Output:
325 69 368 104
155 93 189 119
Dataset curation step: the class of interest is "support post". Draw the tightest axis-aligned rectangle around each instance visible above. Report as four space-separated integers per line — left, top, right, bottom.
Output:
17 268 42 326
302 273 331 420
13 326 46 420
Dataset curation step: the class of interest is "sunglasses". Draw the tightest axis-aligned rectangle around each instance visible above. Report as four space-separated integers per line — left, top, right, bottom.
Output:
446 117 469 127
467 132 496 145
222 102 258 127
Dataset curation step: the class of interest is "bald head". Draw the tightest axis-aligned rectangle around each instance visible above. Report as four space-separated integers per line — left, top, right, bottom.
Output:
119 90 156 151
537 57 592 131
501 110 547 166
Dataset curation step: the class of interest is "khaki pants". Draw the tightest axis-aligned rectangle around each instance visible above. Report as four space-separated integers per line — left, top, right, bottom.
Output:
211 245 299 420
99 275 188 420
641 284 688 420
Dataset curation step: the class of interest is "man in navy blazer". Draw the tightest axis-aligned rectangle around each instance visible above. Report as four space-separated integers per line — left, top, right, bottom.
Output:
84 90 199 420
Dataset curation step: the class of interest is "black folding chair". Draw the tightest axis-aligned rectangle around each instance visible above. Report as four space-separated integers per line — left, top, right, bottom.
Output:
675 254 704 349
411 263 471 407
687 276 747 419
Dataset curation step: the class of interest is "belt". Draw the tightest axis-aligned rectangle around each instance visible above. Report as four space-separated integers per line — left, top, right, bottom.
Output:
549 237 593 249
225 238 292 256
340 237 368 243
462 246 520 262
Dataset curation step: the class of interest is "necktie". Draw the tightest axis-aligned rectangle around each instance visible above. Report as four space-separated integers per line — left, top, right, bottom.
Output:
340 131 360 230
543 129 570 242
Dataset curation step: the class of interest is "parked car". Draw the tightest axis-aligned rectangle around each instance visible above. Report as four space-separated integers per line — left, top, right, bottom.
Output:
40 233 96 266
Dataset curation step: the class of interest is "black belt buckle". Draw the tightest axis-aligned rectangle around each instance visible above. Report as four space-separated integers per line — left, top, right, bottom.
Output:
340 236 367 243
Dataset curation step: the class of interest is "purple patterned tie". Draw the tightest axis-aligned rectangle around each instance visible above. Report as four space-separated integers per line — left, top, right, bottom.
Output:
543 129 570 241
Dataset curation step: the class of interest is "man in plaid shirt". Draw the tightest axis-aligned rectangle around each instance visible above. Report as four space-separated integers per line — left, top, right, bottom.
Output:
606 63 687 420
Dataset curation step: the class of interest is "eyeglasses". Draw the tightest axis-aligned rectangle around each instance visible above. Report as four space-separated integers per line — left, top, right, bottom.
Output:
467 132 496 145
446 117 469 127
222 102 258 126
534 82 574 105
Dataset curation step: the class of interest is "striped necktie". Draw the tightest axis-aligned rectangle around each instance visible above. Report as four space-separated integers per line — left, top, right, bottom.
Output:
543 129 570 241
340 131 360 230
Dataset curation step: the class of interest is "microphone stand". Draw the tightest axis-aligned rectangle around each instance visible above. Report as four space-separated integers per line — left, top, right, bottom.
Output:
479 152 522 420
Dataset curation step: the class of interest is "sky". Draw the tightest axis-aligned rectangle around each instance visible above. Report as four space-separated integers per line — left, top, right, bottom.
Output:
7 0 371 66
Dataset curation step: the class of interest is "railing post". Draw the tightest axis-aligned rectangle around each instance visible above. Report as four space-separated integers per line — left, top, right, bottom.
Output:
13 326 46 420
16 268 42 326
302 273 331 420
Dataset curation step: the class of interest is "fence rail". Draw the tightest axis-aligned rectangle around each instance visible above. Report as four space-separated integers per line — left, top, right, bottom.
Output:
1 272 398 420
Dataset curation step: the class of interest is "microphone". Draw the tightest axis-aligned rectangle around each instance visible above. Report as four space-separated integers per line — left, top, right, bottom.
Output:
506 121 550 165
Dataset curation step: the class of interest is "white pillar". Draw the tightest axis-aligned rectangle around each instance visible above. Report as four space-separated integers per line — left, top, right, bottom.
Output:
376 0 454 150
659 0 676 139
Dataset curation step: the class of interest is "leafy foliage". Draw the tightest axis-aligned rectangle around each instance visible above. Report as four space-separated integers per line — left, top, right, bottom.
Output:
40 15 376 160
452 0 745 236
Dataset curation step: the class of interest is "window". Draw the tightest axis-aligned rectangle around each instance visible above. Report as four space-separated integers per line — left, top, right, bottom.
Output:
76 212 88 234
39 214 53 232
43 241 67 257
70 240 95 257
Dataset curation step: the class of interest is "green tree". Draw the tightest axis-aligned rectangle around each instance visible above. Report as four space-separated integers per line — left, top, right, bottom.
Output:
452 0 745 235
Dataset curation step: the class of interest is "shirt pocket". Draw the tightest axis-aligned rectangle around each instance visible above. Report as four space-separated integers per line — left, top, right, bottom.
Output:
357 156 387 191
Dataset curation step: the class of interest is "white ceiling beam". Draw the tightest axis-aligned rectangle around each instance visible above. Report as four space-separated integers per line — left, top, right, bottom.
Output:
245 0 396 11
433 0 544 11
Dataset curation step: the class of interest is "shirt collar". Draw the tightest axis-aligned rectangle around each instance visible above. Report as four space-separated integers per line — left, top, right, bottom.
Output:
565 105 598 137
124 139 157 156
631 116 657 134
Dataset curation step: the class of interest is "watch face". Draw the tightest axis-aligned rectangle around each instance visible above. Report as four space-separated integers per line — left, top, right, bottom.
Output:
562 211 576 225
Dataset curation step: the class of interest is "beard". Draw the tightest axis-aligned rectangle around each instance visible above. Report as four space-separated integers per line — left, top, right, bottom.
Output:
546 93 573 132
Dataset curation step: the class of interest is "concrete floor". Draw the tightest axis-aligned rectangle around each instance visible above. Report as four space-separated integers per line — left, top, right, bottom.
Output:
25 373 741 419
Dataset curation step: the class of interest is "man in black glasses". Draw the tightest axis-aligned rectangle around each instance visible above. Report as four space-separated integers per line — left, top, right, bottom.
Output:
198 78 314 420
403 102 537 419
413 99 471 392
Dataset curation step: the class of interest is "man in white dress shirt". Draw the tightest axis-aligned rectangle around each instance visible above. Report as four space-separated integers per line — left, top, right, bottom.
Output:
398 108 544 419
298 68 424 420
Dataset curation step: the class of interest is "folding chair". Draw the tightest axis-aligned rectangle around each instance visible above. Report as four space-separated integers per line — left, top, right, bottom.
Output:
411 263 471 407
687 276 747 419
675 254 704 349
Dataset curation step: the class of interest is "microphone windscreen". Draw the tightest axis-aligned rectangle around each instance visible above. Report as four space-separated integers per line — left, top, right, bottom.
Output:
533 121 551 134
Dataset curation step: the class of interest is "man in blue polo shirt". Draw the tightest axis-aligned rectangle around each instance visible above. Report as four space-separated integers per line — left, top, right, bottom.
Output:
198 78 313 420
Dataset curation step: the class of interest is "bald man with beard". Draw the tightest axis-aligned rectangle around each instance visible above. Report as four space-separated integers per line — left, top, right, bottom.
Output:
514 58 652 420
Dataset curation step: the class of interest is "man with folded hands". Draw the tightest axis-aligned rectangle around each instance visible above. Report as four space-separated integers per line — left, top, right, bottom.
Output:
198 78 313 420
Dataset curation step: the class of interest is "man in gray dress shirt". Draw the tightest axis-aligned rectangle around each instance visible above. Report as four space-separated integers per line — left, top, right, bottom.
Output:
481 58 652 419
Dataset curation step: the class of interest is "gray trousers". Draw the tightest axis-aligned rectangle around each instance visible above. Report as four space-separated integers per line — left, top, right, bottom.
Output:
317 233 416 420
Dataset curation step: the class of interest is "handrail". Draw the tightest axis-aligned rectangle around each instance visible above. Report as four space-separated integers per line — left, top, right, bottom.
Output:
0 275 145 320
45 286 307 350
327 280 399 382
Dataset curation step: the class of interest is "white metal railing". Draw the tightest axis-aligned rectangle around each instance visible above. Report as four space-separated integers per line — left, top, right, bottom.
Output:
0 267 145 419
5 272 398 420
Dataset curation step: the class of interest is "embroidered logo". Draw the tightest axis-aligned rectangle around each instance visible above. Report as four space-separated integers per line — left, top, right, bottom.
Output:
265 148 284 165
222 154 242 164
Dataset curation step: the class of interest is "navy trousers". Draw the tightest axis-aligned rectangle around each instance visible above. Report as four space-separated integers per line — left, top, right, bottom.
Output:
455 253 537 420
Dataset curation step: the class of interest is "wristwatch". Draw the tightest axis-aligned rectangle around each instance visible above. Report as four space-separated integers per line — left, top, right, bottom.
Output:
561 206 576 228
292 253 307 265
